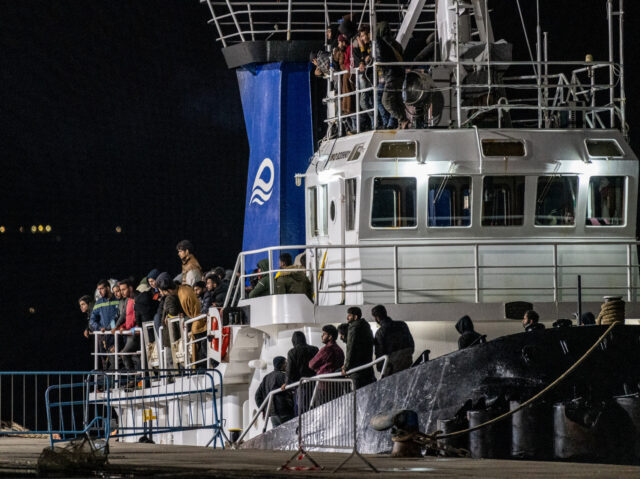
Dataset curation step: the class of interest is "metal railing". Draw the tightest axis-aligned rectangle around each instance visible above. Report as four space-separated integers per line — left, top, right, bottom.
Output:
184 314 209 369
225 240 640 307
234 355 387 446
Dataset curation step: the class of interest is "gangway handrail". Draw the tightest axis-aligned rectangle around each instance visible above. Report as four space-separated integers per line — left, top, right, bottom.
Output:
183 314 209 369
233 354 388 446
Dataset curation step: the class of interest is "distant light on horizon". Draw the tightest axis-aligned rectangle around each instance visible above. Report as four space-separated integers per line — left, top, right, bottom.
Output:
37 224 44 232
45 225 52 232
18 226 24 233
115 226 122 233
30 225 37 233
0 226 5 234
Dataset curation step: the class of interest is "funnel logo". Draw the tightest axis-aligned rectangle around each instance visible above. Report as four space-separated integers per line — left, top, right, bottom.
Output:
250 158 274 206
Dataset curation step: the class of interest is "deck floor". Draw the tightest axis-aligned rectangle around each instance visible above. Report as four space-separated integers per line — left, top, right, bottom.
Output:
1 437 639 477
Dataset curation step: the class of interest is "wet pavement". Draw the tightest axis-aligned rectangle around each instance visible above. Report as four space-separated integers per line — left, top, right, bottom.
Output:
1 437 639 477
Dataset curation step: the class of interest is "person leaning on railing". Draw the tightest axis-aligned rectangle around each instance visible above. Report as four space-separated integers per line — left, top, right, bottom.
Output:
88 279 120 369
248 259 270 299
178 284 207 367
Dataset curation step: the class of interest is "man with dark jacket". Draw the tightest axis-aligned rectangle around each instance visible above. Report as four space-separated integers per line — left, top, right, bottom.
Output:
89 279 120 369
523 310 545 331
455 315 486 350
376 21 409 128
248 259 271 298
274 253 313 300
342 307 376 389
282 331 319 414
255 356 294 428
372 305 414 378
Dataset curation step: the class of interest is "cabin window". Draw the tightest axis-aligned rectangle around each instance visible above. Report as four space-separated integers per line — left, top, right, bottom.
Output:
348 144 364 162
585 139 623 158
586 176 625 226
535 176 578 226
308 187 318 236
482 176 525 226
428 176 471 227
371 177 417 228
481 139 525 157
346 178 357 231
377 141 417 159
319 185 328 235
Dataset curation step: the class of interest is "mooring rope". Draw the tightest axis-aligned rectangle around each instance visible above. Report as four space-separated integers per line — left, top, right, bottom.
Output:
421 321 620 443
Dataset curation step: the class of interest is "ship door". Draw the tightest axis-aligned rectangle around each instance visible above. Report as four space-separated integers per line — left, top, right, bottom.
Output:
322 179 345 304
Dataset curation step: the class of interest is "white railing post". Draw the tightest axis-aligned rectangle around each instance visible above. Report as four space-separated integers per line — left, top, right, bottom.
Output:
627 243 632 302
393 245 399 304
286 0 292 41
240 253 246 300
93 333 99 370
474 244 480 303
553 244 558 304
139 328 146 371
314 247 319 305
268 248 274 295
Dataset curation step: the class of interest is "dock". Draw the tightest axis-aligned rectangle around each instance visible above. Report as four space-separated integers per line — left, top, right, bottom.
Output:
1 438 639 477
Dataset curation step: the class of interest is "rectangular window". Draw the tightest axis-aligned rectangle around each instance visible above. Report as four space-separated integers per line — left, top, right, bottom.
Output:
428 176 471 227
586 139 623 158
308 187 318 236
586 176 625 226
482 176 525 226
481 139 525 157
371 177 417 228
346 178 357 231
319 185 328 235
377 141 417 159
535 176 578 226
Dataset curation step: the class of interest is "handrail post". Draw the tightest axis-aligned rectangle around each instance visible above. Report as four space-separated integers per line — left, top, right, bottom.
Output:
627 242 632 301
94 333 99 370
262 394 274 433
474 244 480 303
455 0 462 127
268 248 274 295
314 247 319 305
607 0 615 127
240 253 246 300
553 244 558 304
619 0 627 139
139 328 146 371
286 0 292 41
393 246 399 304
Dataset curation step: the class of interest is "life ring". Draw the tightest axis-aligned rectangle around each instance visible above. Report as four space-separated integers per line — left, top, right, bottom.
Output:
210 309 230 359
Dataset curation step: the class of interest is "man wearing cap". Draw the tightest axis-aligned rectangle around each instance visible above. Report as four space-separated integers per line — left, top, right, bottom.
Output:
255 357 295 428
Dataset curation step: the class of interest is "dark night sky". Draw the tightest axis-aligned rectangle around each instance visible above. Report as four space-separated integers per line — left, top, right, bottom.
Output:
0 1 639 370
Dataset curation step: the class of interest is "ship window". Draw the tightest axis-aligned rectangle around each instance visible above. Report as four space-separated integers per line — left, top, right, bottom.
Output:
428 176 471 227
482 176 525 226
308 187 318 236
586 139 623 158
371 177 417 228
348 143 364 162
346 178 357 231
586 176 625 226
319 185 328 235
535 176 578 226
481 139 525 157
377 141 417 159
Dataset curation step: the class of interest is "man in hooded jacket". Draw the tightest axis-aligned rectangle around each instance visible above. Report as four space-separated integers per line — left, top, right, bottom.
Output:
248 259 271 298
255 356 295 427
455 315 486 350
282 331 319 414
372 305 414 377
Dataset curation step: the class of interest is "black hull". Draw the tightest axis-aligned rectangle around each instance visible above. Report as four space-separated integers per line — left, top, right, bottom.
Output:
243 325 640 458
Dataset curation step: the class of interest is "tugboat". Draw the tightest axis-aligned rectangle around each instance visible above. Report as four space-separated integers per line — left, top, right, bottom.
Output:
103 0 640 463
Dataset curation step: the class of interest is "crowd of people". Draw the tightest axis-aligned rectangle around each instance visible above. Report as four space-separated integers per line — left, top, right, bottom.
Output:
310 15 411 135
77 239 232 371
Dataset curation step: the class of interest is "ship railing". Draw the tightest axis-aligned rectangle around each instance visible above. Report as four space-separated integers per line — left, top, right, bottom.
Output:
225 240 640 307
91 329 147 385
183 314 209 369
233 354 387 446
201 0 424 47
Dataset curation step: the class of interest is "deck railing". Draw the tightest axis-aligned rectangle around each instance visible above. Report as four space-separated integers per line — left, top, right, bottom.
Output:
225 240 640 307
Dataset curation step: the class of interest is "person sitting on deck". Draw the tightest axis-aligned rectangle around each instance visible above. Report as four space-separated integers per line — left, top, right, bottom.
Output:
455 315 486 350
255 357 294 428
372 305 415 378
523 310 545 332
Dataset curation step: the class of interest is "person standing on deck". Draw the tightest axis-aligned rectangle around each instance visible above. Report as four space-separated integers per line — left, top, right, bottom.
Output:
176 239 203 286
455 315 486 350
281 331 318 414
255 357 294 428
89 280 120 369
523 310 545 331
342 307 376 389
372 305 414 378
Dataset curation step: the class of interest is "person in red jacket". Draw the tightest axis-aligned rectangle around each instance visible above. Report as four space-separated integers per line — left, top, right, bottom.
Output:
309 325 344 375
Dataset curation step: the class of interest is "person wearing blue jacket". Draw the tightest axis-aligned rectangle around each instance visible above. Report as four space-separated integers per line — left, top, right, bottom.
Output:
89 279 120 368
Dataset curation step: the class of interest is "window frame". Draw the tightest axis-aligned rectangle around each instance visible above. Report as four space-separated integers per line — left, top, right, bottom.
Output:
369 176 419 230
427 175 473 228
345 178 357 231
585 175 627 228
480 175 526 227
533 175 579 228
584 139 624 159
481 139 526 157
376 140 418 160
